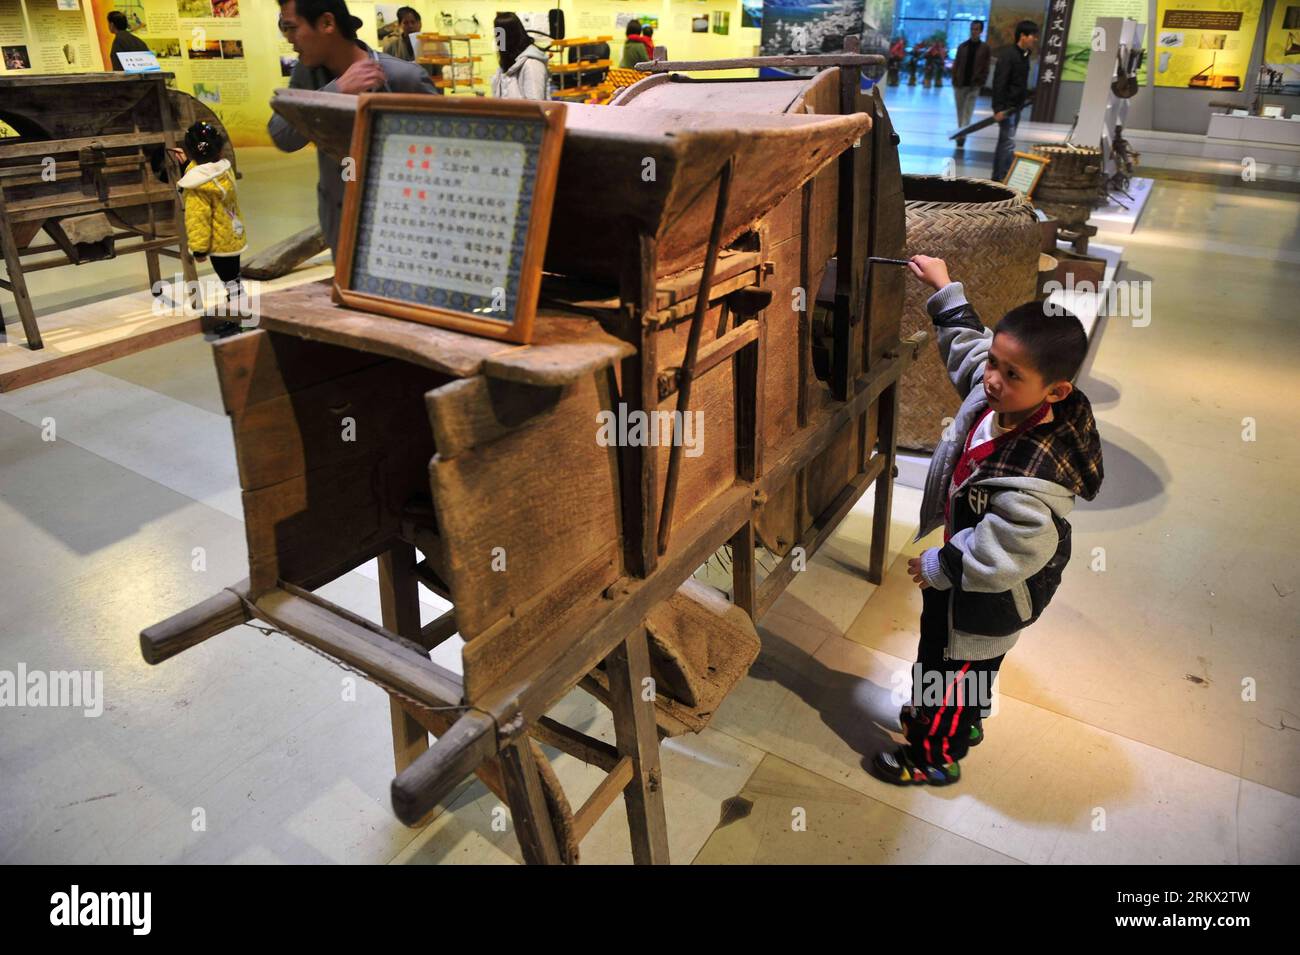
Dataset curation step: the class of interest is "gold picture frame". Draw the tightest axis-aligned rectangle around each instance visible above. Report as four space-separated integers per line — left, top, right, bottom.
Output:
1003 151 1051 198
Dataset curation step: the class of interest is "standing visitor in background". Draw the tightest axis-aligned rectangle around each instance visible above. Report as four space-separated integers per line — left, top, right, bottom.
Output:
382 6 443 83
924 36 946 88
106 11 149 70
619 20 654 68
641 25 655 60
490 13 549 100
887 36 905 86
268 0 437 256
951 20 990 149
991 20 1039 181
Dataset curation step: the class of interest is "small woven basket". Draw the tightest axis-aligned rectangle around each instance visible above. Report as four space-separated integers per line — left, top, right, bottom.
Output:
900 176 1040 451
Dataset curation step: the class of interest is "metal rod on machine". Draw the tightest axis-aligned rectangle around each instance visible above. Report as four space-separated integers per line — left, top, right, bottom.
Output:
656 158 734 556
634 53 886 74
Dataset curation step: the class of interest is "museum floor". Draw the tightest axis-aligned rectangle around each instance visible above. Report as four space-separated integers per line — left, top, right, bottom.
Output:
2 86 1298 865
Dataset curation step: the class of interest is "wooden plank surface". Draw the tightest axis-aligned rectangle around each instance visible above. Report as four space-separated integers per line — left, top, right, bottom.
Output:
429 370 622 640
256 279 631 385
254 586 463 708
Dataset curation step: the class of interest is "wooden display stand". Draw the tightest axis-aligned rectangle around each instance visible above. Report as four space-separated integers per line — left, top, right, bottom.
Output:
141 44 922 865
0 73 200 352
417 33 483 92
546 36 614 101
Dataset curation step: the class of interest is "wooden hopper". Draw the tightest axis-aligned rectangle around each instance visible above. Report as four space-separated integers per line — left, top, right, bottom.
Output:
141 49 926 864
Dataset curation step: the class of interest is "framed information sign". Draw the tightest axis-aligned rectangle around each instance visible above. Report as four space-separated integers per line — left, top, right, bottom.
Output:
1003 151 1051 198
334 94 567 344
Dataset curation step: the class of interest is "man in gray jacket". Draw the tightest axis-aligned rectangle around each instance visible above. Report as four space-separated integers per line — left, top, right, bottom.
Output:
873 254 1103 787
270 0 437 256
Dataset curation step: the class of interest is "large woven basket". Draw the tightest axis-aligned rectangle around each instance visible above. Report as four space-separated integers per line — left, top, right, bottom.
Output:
1027 143 1104 229
900 176 1040 451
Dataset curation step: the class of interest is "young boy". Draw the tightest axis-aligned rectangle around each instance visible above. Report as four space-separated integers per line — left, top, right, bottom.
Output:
872 255 1104 786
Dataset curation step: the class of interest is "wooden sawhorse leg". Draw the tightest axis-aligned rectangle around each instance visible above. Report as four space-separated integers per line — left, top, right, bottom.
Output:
606 626 670 864
377 542 434 822
499 740 564 865
0 208 42 350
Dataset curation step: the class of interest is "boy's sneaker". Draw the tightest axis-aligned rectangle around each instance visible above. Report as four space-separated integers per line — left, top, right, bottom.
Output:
899 705 983 747
870 747 961 786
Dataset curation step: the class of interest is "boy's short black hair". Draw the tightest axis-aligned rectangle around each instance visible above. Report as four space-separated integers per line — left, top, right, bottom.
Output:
643 26 653 37
1014 20 1041 41
277 0 362 39
107 11 129 30
626 19 642 36
995 300 1088 385
395 5 419 21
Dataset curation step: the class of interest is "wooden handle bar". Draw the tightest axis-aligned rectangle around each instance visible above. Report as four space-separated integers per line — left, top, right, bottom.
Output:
390 709 498 826
139 583 250 665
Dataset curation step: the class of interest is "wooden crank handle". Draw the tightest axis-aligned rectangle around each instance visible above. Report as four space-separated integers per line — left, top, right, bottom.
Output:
391 708 498 826
139 583 251 665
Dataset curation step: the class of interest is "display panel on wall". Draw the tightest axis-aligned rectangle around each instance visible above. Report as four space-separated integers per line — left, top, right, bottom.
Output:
986 0 1043 50
760 0 893 57
86 0 384 147
1152 0 1264 89
1263 0 1300 94
1061 0 1149 82
0 0 97 75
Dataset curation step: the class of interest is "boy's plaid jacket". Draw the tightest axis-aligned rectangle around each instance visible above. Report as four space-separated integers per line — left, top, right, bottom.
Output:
913 283 1104 661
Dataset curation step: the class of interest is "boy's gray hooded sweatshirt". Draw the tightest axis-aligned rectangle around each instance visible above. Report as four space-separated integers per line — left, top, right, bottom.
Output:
914 282 1104 661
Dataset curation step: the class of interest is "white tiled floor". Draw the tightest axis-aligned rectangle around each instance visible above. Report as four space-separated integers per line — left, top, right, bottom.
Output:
2 118 1298 863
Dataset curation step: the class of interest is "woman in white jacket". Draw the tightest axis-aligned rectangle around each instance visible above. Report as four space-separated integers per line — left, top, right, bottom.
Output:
490 12 550 100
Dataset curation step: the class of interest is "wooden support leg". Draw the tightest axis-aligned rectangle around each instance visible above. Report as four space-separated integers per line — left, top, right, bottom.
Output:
0 210 42 350
157 83 199 286
616 232 660 578
867 381 899 584
498 739 564 865
377 542 433 818
606 627 670 864
146 248 163 293
730 521 756 620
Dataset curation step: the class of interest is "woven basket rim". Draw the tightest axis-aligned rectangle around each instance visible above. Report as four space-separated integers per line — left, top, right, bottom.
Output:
902 174 1034 217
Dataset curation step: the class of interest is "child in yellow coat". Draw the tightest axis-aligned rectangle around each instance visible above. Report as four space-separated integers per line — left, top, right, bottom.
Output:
176 121 248 335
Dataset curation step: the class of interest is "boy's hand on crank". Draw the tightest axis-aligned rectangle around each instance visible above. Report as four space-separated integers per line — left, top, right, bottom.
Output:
908 255 951 290
907 555 930 588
